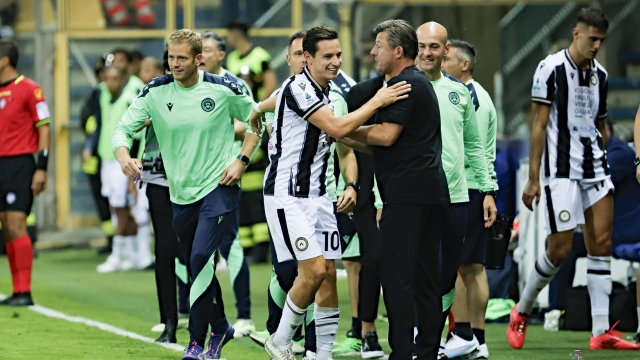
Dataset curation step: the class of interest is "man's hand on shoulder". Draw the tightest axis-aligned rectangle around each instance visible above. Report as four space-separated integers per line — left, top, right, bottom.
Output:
373 81 411 108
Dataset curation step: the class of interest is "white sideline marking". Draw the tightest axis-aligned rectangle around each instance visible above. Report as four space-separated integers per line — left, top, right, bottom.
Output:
0 293 184 352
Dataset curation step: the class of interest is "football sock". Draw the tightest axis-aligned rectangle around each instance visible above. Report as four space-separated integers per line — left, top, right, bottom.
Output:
455 322 473 341
315 305 339 360
587 255 611 336
351 316 362 339
6 239 17 294
473 328 485 345
125 235 138 265
11 235 33 293
273 294 305 348
517 253 559 315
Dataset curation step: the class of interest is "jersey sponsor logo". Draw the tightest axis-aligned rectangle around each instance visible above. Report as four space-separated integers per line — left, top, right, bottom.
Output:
590 73 598 85
34 88 44 100
0 98 5 110
6 192 16 205
559 210 570 222
36 102 50 120
448 91 460 105
295 237 309 251
201 98 215 112
167 103 173 111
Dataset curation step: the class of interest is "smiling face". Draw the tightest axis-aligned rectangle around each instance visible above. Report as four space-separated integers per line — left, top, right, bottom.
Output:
199 37 225 74
416 23 449 77
305 39 341 86
286 37 306 75
167 42 201 86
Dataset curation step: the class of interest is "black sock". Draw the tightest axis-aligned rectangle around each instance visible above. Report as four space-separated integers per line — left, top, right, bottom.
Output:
473 328 485 345
455 322 473 341
350 317 362 339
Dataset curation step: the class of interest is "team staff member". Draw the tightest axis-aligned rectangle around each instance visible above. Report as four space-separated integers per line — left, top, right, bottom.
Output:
112 29 264 359
441 39 498 359
251 26 410 360
342 19 450 359
512 8 640 350
199 29 256 337
0 39 51 306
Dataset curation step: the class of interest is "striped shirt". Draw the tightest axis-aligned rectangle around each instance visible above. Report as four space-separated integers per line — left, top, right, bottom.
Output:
264 67 334 198
532 49 609 180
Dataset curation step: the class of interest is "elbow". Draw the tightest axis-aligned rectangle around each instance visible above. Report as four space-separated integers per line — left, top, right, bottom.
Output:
379 133 399 147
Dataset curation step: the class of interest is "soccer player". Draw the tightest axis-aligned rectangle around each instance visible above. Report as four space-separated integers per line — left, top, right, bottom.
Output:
511 8 640 350
415 22 497 358
0 39 51 306
252 26 410 360
199 29 256 337
441 39 498 359
340 19 450 359
112 29 264 359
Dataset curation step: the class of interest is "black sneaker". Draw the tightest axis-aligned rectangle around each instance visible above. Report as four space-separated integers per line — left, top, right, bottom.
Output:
361 331 384 359
0 292 34 306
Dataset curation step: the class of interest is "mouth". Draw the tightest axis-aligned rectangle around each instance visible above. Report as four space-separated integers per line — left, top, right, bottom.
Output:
326 67 338 75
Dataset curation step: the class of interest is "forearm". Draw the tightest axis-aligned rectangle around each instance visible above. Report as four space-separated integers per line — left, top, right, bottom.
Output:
240 133 261 158
331 99 381 139
597 120 608 150
336 143 358 183
349 124 398 147
234 119 246 141
339 137 373 154
115 146 132 165
37 124 50 152
528 125 546 181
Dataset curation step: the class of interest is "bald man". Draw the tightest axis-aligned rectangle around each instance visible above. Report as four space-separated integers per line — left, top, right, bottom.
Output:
415 22 497 359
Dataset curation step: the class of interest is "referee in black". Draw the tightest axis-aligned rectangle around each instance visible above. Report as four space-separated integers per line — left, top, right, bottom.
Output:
341 20 449 360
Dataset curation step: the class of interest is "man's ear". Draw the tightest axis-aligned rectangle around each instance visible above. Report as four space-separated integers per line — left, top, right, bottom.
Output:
218 50 226 62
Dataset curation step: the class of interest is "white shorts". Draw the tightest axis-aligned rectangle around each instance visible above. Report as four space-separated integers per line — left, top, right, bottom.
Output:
543 177 614 235
265 195 341 262
100 160 130 208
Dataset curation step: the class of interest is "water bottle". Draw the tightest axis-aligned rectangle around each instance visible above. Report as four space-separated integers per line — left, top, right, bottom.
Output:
571 350 583 360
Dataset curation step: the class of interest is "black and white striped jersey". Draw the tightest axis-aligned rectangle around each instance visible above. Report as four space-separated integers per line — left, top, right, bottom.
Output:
264 67 334 198
532 49 609 180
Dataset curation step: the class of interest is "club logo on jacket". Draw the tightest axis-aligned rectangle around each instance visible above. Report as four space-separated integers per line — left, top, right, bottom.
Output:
201 98 215 112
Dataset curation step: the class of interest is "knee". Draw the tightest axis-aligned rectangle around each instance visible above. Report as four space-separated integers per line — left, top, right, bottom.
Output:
301 258 327 288
190 251 211 271
4 218 27 240
547 247 572 266
460 263 485 280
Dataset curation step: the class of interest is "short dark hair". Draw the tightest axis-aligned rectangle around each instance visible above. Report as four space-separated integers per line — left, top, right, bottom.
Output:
202 31 226 51
111 48 133 63
130 50 144 61
303 26 338 57
448 39 476 74
577 8 609 32
373 19 418 60
227 21 250 38
0 39 19 68
289 30 307 49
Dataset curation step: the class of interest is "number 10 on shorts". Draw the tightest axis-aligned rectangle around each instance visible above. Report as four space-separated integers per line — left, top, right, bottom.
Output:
323 231 340 251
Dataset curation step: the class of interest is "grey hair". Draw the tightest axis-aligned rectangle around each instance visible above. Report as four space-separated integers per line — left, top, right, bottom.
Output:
448 39 476 74
373 19 418 59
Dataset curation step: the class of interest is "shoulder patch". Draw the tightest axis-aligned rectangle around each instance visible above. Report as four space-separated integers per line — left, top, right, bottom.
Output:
138 74 174 98
443 73 463 84
203 72 245 96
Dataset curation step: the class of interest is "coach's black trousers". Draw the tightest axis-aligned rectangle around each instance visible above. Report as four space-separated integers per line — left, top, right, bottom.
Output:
147 184 182 324
352 198 381 323
380 203 443 360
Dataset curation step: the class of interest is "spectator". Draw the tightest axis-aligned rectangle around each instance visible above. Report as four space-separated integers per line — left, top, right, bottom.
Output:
130 50 144 78
138 56 163 83
225 21 277 101
101 0 155 28
0 0 18 39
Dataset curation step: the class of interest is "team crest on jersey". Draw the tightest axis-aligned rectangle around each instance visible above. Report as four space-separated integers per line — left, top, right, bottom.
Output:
559 210 571 222
201 98 215 112
448 92 460 105
295 237 309 251
34 88 44 100
590 74 598 85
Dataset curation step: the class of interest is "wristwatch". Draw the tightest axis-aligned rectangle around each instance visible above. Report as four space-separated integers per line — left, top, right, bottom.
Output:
635 157 640 167
346 181 360 193
481 190 497 197
237 154 250 166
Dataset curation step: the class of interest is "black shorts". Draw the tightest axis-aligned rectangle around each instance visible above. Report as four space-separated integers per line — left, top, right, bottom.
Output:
461 189 490 265
0 155 35 213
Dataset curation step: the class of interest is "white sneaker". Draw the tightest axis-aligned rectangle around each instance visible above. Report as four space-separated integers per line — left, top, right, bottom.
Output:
474 343 489 359
233 318 256 338
302 350 316 360
96 255 120 273
544 309 562 332
443 334 478 358
265 334 296 360
118 259 134 271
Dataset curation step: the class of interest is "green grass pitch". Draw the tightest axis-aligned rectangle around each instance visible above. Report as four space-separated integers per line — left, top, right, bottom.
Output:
1 248 639 359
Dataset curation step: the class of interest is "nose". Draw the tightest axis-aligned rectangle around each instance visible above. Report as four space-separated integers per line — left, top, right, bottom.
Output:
593 39 602 50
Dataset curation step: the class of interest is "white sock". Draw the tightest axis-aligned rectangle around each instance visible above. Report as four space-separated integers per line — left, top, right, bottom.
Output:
315 305 339 360
517 253 560 315
111 235 125 261
125 235 138 265
273 294 306 348
587 255 611 336
637 307 640 334
135 224 152 267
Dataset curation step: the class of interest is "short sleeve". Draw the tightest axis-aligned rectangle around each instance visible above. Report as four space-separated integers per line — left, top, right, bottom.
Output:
377 82 413 127
285 82 325 121
227 85 257 129
532 59 556 105
29 86 51 127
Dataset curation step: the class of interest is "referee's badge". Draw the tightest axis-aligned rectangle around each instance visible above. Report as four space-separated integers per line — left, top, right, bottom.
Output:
201 98 215 112
448 92 460 105
295 237 309 251
6 192 16 205
559 210 571 222
590 74 598 85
